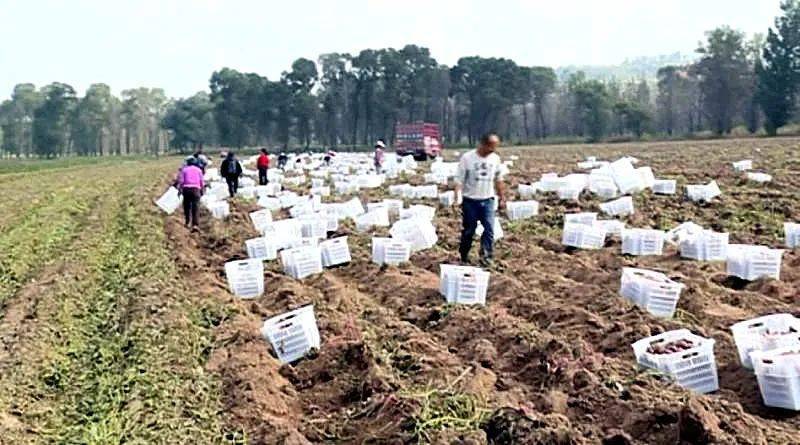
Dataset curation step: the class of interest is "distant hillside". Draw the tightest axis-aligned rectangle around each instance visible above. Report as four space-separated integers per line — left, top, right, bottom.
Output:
556 52 698 82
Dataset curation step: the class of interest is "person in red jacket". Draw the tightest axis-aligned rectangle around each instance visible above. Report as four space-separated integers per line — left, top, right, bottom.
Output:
256 148 270 185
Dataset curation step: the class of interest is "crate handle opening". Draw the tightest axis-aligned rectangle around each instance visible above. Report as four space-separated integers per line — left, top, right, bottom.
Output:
681 352 699 359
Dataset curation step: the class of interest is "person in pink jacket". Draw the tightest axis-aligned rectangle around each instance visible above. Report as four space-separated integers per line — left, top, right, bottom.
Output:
177 157 205 230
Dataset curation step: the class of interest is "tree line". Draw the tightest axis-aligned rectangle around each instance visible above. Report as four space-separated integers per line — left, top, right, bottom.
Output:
2 1 800 157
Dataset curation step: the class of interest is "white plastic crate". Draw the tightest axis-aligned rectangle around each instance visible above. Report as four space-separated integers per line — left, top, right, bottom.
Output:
389 218 438 252
731 314 800 369
339 197 365 219
411 185 439 199
399 205 436 221
439 265 490 306
310 186 331 196
637 167 656 189
518 183 539 199
653 179 677 195
366 202 389 214
355 208 390 232
261 219 303 250
299 217 329 239
686 181 721 203
679 230 729 261
564 212 598 226
632 329 719 394
224 259 265 299
155 187 182 214
557 184 583 201
600 196 634 217
539 173 563 192
475 218 504 241
747 172 773 183
286 237 319 249
620 268 685 318
439 191 456 207
289 200 315 218
506 200 539 221
204 168 220 182
424 173 448 185
207 182 229 201
382 199 404 216
726 244 783 281
622 229 665 256
562 223 607 250
237 186 258 199
389 183 412 197
207 201 230 219
246 237 279 261
751 346 800 410
610 158 645 194
257 196 282 211
279 192 303 209
261 305 321 364
595 219 625 237
785 223 800 248
320 237 352 267
334 181 359 195
371 238 412 265
589 175 619 199
249 209 273 232
281 246 323 280
733 160 753 172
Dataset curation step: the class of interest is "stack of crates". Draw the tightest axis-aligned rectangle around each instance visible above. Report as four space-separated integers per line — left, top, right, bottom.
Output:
281 246 324 280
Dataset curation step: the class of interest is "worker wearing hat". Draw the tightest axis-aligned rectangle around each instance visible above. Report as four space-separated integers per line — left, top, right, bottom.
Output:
374 139 386 173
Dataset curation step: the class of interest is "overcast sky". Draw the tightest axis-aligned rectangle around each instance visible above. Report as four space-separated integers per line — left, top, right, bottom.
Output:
0 0 783 99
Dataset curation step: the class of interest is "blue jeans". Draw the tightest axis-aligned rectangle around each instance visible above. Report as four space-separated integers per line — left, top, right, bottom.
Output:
459 197 495 262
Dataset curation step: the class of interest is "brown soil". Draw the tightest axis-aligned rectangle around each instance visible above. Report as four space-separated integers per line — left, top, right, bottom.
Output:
165 138 800 444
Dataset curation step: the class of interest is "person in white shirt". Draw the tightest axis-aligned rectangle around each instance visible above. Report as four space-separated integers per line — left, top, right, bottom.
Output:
454 132 508 267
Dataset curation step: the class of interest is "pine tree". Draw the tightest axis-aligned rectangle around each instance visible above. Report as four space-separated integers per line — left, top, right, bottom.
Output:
757 0 800 136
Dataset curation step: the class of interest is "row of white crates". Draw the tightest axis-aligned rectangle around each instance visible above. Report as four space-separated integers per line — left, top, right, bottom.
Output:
258 265 493 365
230 237 354 291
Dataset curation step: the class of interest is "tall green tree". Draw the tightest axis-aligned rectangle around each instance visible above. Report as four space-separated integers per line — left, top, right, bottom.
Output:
33 83 77 157
693 27 750 135
120 88 168 154
757 0 800 136
71 83 115 155
283 58 319 148
570 76 611 142
318 53 353 147
528 67 557 139
450 57 527 144
0 84 42 156
162 92 217 150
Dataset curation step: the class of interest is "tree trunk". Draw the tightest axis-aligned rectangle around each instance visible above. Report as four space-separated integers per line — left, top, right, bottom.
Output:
522 103 530 142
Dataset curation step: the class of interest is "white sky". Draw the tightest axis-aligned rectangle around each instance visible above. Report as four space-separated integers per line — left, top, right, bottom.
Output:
0 0 783 99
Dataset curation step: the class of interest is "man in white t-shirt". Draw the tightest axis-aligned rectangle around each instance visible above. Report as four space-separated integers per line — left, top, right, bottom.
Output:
454 132 508 267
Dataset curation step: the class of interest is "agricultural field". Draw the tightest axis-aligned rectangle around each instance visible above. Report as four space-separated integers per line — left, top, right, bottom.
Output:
0 137 799 444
